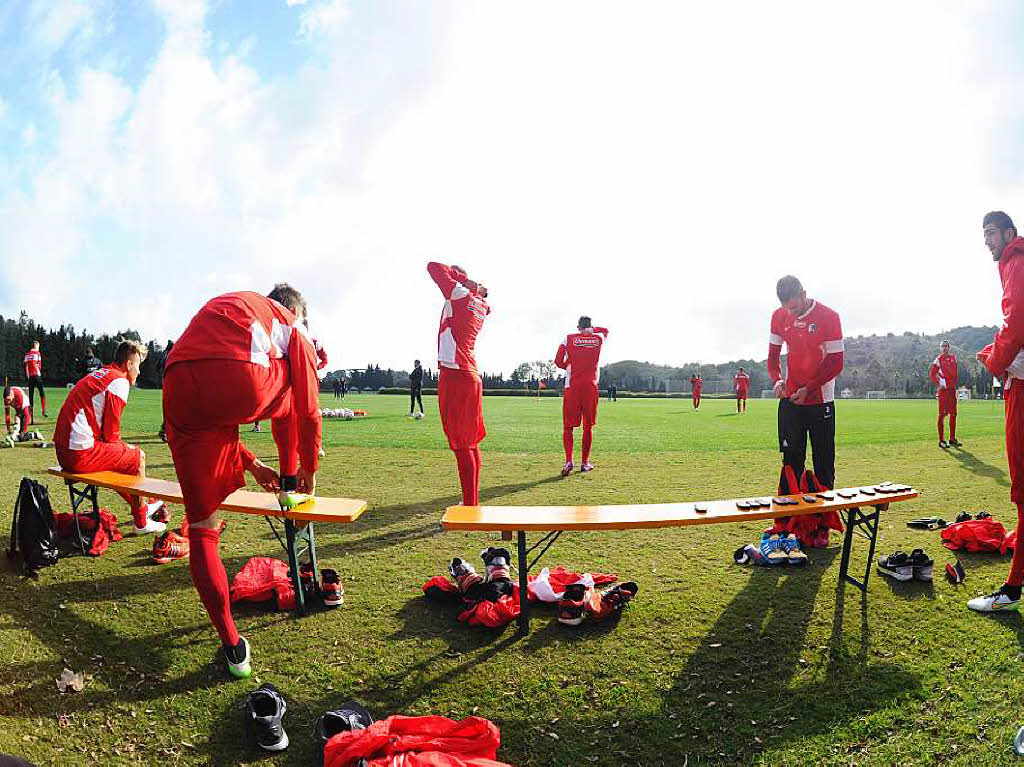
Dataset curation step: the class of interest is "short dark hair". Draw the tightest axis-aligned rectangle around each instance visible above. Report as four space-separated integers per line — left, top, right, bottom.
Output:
414 359 421 366
984 211 1016 235
268 283 307 318
114 340 146 366
578 316 592 329
776 275 803 303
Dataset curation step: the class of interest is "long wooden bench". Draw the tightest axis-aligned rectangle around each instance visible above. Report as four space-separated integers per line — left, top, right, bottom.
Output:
47 467 368 615
442 483 918 633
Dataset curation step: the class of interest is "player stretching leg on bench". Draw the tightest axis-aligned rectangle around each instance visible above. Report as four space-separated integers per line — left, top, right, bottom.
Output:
162 284 321 678
555 317 608 476
53 341 168 535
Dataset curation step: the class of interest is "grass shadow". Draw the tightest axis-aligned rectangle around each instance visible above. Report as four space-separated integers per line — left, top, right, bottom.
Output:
947 448 1010 487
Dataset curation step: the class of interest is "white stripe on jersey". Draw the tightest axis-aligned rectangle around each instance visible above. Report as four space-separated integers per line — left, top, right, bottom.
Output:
822 378 836 403
824 340 844 353
769 333 783 345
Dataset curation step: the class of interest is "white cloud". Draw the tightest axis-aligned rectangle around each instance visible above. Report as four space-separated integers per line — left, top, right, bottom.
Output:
30 0 93 51
0 97 6 121
286 0 309 6
21 123 37 147
0 1 1021 376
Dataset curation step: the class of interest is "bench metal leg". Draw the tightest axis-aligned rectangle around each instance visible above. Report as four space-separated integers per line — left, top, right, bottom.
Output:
838 504 883 593
66 481 99 555
284 520 318 616
517 531 529 635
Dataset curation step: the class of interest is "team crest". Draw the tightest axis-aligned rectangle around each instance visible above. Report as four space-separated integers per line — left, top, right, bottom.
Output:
808 323 816 333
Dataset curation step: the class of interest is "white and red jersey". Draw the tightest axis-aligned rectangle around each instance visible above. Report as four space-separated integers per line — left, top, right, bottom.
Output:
54 367 131 452
24 349 41 378
167 291 323 469
691 375 703 392
734 371 750 394
767 300 844 405
555 327 609 388
428 262 490 376
929 353 957 390
313 337 328 372
6 386 28 412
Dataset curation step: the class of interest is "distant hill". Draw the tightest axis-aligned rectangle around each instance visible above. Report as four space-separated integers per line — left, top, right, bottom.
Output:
599 325 1000 396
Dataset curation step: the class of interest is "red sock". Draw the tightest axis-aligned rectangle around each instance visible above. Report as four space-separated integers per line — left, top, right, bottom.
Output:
938 415 944 441
563 427 574 463
472 446 481 502
188 527 239 646
581 425 593 463
118 492 146 527
453 449 478 505
40 395 46 414
949 414 957 440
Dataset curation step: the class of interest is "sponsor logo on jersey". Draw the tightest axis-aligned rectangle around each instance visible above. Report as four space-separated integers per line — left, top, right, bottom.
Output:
573 336 601 348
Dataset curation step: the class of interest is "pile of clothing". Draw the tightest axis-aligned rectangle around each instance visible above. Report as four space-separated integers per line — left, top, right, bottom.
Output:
423 548 636 629
772 467 843 547
941 512 1016 555
53 507 123 557
230 556 344 611
320 408 365 420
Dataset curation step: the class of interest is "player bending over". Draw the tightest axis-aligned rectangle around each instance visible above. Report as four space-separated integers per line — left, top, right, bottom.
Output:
555 317 609 475
54 341 168 535
930 340 961 448
162 284 321 677
427 262 490 509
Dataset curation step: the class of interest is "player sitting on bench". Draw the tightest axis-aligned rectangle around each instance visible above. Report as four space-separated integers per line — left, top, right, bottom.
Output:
53 340 168 535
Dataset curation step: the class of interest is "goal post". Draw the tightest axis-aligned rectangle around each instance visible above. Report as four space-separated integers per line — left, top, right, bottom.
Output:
761 389 775 399
865 390 886 400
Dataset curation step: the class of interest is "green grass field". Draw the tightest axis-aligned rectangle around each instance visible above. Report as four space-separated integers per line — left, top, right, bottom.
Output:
2 391 1023 765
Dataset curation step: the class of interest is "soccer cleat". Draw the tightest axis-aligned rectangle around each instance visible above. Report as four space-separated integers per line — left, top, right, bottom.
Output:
939 440 949 449
580 462 595 473
449 557 484 595
967 586 1021 613
320 568 344 607
225 636 253 678
314 702 374 754
587 581 638 621
760 533 787 565
152 531 189 564
907 517 948 530
783 534 808 566
955 511 972 524
278 492 314 511
809 527 830 549
877 551 914 582
1 435 14 449
244 682 289 752
560 461 574 477
907 549 933 581
949 438 962 448
480 547 512 583
318 447 326 458
945 559 966 584
133 517 167 536
252 423 262 432
557 583 590 626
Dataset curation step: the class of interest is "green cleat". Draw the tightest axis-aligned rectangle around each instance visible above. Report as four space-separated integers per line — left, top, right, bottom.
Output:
277 491 314 512
225 636 252 679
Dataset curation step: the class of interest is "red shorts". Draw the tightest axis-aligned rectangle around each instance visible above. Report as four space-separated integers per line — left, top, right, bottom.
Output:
57 440 142 475
737 389 748 400
438 368 486 450
164 359 293 523
939 389 958 416
563 383 599 428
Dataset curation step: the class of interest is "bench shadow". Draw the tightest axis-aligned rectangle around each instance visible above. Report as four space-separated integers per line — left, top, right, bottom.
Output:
947 448 1010 487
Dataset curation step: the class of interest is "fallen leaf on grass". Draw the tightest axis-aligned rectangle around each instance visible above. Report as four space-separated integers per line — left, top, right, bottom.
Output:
56 668 85 693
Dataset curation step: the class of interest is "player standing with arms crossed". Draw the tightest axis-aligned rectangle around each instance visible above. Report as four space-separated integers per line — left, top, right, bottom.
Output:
690 373 702 410
734 367 750 414
427 263 490 509
555 317 609 476
929 340 961 448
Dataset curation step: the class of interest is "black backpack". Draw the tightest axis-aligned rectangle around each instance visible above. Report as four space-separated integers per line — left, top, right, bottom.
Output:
7 478 60 577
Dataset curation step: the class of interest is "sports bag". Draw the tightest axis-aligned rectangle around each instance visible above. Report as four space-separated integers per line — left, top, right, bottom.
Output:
7 477 60 577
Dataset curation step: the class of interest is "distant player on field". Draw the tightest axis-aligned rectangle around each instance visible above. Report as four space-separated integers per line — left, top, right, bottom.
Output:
4 385 32 437
23 341 47 418
54 341 168 535
734 367 750 413
929 340 961 449
690 373 703 410
82 347 103 378
427 262 490 508
768 275 844 545
162 284 321 677
410 359 425 416
555 317 609 476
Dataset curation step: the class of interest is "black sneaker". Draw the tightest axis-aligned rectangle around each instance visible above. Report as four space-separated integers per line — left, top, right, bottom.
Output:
955 511 972 524
314 701 374 754
949 438 963 448
877 551 913 582
907 549 933 581
245 683 289 752
939 440 949 449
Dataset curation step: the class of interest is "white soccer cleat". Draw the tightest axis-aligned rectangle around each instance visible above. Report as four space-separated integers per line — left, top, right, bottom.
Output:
133 517 167 535
560 461 574 477
967 588 1021 613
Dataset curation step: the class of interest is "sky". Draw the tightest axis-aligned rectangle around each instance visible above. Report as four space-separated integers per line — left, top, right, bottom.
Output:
1 0 1023 376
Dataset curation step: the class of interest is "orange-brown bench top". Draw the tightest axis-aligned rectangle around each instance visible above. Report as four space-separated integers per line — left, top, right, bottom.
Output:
46 467 368 524
442 485 918 532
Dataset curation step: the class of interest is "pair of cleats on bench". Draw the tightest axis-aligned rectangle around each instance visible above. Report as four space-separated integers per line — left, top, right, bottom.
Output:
449 547 515 602
557 581 639 626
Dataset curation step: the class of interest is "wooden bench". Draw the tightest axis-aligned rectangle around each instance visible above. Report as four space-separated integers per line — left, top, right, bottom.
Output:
47 467 368 615
442 483 918 634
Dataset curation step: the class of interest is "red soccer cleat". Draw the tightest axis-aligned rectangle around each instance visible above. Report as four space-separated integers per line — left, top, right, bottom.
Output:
152 530 190 564
320 569 344 607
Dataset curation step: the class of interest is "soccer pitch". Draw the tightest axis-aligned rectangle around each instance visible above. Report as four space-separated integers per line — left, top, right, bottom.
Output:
2 391 1022 765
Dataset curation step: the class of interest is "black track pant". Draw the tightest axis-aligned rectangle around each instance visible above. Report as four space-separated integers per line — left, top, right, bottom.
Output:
410 387 424 414
27 376 45 413
778 398 835 489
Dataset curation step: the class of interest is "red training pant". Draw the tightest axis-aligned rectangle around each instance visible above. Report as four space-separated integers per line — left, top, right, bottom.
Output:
1004 382 1024 586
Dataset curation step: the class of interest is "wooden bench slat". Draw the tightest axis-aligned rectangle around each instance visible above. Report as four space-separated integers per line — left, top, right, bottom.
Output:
441 486 918 531
47 467 367 524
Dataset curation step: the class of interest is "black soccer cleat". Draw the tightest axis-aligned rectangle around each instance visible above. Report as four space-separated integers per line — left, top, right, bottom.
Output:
948 438 963 448
315 701 374 754
245 683 289 752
